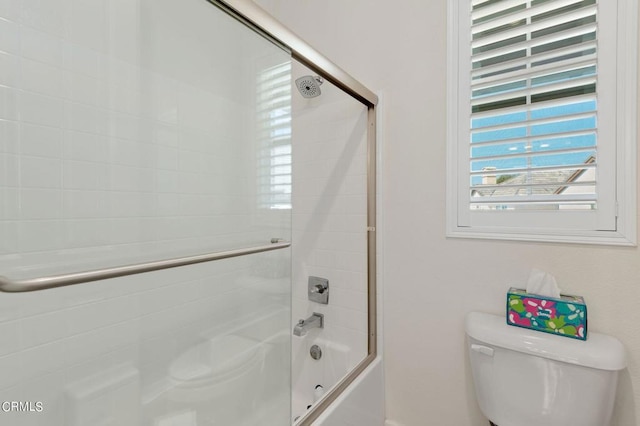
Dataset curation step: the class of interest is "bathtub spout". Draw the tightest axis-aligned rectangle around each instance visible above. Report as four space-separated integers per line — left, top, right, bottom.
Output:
293 313 324 336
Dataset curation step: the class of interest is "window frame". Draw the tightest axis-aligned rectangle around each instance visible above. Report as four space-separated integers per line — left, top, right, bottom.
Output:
446 0 638 246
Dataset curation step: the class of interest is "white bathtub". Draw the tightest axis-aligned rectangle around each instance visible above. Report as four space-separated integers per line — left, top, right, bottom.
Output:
291 334 356 422
311 357 384 426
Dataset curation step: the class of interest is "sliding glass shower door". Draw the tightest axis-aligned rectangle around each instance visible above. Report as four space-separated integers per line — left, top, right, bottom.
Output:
0 0 291 424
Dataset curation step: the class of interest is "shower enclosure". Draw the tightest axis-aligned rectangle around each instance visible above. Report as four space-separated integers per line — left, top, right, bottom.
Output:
0 0 377 425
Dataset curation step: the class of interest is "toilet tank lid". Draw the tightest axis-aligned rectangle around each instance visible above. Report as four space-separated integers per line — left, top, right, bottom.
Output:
465 312 626 371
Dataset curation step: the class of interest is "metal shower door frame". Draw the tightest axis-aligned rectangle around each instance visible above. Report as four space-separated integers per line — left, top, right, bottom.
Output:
208 1 378 425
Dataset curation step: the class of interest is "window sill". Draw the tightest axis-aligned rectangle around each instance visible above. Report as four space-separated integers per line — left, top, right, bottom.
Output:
446 227 637 247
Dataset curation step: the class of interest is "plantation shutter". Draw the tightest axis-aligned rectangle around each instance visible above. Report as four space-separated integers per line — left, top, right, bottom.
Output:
461 0 617 231
257 62 292 210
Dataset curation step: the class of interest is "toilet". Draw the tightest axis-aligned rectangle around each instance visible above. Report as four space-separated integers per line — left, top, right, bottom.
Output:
167 335 266 424
465 312 626 426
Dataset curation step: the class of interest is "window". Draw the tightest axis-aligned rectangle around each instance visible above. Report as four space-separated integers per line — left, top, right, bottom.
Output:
257 62 292 210
447 0 637 245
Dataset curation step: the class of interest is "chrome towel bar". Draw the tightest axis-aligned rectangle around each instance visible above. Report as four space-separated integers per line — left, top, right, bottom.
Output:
0 240 291 293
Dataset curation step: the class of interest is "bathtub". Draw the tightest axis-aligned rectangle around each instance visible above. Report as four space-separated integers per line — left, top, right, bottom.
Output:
310 357 384 426
291 331 384 426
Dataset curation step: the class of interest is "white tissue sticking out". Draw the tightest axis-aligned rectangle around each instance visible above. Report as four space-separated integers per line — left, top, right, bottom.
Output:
526 268 561 298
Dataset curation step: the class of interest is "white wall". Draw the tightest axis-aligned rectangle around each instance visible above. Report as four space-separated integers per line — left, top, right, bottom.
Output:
256 1 640 425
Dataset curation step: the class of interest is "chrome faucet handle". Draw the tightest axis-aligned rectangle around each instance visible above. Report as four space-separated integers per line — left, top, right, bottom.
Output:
308 277 329 304
311 284 325 294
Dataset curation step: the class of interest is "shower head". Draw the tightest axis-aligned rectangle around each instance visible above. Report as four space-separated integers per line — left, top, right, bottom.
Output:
295 75 324 98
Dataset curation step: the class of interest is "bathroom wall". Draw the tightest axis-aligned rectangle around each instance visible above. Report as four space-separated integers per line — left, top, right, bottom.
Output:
256 1 640 425
0 1 291 424
290 59 370 415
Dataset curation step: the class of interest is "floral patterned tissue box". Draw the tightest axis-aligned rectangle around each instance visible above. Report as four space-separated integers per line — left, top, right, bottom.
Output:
507 287 587 340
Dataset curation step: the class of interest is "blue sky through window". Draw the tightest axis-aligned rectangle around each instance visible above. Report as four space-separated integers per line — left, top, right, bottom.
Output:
470 100 597 186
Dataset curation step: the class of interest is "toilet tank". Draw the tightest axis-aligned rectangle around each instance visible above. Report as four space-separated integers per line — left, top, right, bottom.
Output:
465 312 626 426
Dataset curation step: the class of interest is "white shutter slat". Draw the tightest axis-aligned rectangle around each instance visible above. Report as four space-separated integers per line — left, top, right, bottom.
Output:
473 180 596 191
470 93 596 120
472 0 591 34
470 129 596 148
472 54 596 89
472 40 596 83
470 75 596 107
472 0 528 21
470 194 596 204
471 109 595 133
469 162 595 176
471 146 596 162
471 4 596 49
472 22 596 62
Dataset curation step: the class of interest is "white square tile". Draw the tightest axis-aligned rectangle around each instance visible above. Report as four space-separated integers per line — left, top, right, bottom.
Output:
156 170 181 193
0 51 19 87
18 220 63 252
20 188 62 220
66 102 108 135
0 86 19 121
0 119 19 154
0 352 23 390
178 149 203 173
20 310 69 349
21 123 63 158
21 57 67 99
64 320 140 367
0 0 20 22
0 187 19 221
63 42 104 79
156 145 179 170
109 218 150 245
20 156 62 188
0 319 21 356
66 294 139 336
107 0 140 65
63 130 108 162
0 18 19 54
154 123 178 147
20 26 64 66
62 160 108 190
70 73 107 108
156 193 181 217
20 0 70 38
20 91 64 128
108 112 143 142
69 0 107 52
109 165 154 192
63 190 108 219
18 340 67 383
109 192 155 218
0 153 19 186
63 218 110 248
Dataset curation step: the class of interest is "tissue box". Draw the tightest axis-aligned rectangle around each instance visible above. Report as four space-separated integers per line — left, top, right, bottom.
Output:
506 287 587 340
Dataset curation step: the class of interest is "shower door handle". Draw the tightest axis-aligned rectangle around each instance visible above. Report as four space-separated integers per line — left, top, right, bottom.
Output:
0 240 291 293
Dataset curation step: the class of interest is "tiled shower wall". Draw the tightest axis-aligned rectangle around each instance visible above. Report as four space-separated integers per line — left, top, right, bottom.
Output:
0 0 289 265
0 1 291 425
291 60 369 408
